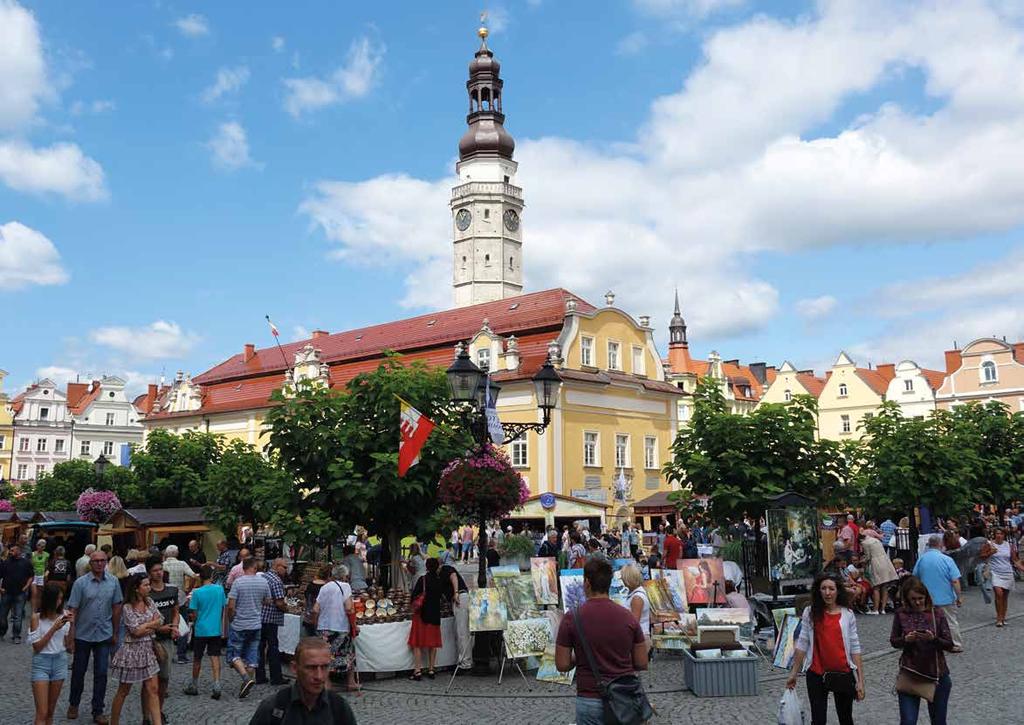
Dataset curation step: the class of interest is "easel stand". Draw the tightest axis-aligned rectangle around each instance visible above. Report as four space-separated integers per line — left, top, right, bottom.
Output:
497 638 530 686
444 636 476 695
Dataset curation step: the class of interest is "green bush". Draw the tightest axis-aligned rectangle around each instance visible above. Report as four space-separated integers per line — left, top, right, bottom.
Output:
499 533 536 559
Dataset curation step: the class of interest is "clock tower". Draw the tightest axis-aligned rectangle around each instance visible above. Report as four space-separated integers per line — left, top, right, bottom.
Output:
451 25 524 308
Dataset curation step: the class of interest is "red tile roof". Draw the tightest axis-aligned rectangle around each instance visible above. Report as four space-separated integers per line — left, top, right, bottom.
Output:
67 382 101 416
795 372 826 398
921 369 947 392
664 348 770 402
195 288 592 385
854 367 894 397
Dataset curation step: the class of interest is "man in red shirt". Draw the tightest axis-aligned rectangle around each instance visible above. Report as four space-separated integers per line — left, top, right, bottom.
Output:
663 526 683 570
556 558 648 725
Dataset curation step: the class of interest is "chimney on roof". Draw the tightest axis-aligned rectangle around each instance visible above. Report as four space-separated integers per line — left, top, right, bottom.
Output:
1014 342 1024 365
749 362 767 386
147 384 157 414
243 343 256 362
944 348 963 374
638 315 650 327
312 329 329 339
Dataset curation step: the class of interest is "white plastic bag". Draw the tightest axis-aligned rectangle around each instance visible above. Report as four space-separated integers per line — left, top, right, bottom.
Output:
778 687 806 725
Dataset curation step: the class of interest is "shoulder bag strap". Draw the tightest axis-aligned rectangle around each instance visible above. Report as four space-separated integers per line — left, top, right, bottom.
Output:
931 608 939 674
572 608 607 693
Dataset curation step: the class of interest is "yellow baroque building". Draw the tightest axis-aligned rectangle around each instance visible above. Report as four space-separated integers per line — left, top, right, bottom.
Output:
0 370 13 482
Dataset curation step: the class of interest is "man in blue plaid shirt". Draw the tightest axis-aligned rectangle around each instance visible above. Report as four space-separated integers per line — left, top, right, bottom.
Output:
257 558 290 685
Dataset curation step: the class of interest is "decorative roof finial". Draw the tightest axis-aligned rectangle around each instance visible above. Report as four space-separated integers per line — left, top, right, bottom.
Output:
478 11 489 46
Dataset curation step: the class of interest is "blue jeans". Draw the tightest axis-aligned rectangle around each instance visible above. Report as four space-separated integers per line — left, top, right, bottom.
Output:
227 627 261 669
69 639 111 716
898 672 951 725
575 696 605 725
0 590 26 638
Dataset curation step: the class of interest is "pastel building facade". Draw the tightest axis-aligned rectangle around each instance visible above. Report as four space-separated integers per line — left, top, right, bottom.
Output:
816 353 893 441
67 376 145 465
0 370 13 482
10 380 73 483
884 361 945 419
759 362 826 406
936 338 1024 412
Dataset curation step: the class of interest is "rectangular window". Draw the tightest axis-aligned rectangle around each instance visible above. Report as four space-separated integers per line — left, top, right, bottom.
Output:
904 379 914 392
477 347 491 371
17 464 28 480
583 431 599 467
0 435 5 451
841 415 851 434
36 438 47 452
35 465 45 479
615 433 630 468
54 439 65 453
581 336 594 367
103 441 114 456
644 436 658 469
510 434 528 467
632 346 645 375
105 412 116 426
19 437 29 452
81 440 91 456
607 341 621 371
39 407 49 420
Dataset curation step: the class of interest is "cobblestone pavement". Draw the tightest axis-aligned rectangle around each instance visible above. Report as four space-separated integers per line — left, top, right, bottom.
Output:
0 587 1020 724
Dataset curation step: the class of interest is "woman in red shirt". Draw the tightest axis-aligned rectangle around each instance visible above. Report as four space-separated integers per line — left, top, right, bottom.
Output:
786 573 865 724
663 527 682 570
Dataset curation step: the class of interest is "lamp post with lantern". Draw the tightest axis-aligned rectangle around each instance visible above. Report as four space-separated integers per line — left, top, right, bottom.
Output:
93 453 110 484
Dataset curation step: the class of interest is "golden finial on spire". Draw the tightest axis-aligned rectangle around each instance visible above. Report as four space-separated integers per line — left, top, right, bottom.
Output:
478 11 489 44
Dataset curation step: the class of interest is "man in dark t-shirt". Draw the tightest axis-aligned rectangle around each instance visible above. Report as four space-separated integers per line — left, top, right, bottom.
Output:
556 558 647 724
147 558 179 713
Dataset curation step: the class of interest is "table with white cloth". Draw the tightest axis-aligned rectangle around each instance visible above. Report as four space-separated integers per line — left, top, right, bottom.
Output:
278 613 459 673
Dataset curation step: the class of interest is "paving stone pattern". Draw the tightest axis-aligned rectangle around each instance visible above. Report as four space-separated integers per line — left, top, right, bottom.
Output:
0 586 1020 724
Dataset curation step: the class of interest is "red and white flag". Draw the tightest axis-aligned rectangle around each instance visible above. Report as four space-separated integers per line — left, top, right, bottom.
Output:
397 396 436 477
265 315 280 337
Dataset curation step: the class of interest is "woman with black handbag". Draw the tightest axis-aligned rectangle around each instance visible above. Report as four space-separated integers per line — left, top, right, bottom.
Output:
890 576 953 724
786 573 865 724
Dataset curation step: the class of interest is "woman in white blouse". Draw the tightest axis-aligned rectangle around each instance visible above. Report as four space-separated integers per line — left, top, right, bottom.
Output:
29 583 73 725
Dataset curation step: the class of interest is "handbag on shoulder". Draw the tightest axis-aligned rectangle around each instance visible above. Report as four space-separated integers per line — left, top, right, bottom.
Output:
573 609 654 725
894 609 939 703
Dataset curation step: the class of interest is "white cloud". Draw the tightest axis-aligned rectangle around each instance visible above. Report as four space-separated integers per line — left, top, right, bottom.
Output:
89 320 199 361
633 0 744 19
0 140 107 200
0 221 68 290
174 14 209 38
795 295 837 321
201 65 250 103
616 31 649 56
879 250 1024 314
0 0 53 131
298 1 1024 341
70 99 115 116
292 325 311 340
282 36 384 117
206 121 258 171
271 36 285 53
35 365 156 395
485 7 510 34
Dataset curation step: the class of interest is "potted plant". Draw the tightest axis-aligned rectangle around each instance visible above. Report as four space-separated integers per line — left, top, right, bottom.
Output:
0 500 14 514
76 488 122 524
499 533 537 571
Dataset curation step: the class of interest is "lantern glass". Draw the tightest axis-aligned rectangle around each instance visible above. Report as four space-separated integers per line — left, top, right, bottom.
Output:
447 347 485 404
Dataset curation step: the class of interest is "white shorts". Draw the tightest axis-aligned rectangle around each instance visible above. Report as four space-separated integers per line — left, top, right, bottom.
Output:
33 575 44 586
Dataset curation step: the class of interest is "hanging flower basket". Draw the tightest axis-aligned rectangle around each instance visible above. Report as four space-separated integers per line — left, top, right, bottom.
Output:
76 488 122 524
437 443 530 520
0 500 14 513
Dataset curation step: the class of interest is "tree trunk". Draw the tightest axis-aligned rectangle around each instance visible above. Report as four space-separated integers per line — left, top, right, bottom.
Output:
907 506 919 569
385 528 403 591
477 512 488 589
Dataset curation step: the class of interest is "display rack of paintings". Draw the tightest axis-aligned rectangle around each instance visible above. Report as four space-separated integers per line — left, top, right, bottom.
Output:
679 558 728 605
469 588 508 632
530 557 559 606
767 507 821 581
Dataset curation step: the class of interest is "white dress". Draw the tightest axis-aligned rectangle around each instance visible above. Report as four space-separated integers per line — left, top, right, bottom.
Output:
989 541 1015 591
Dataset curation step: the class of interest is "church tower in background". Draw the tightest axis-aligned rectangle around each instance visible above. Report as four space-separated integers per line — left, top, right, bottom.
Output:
451 24 524 308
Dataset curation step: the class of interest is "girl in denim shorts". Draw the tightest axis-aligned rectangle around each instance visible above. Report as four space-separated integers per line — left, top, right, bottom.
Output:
29 583 73 725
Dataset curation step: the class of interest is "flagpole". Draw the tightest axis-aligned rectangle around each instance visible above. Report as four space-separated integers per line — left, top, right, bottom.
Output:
265 314 290 368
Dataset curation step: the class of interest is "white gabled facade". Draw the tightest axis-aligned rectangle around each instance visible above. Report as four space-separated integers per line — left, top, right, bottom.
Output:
69 376 144 466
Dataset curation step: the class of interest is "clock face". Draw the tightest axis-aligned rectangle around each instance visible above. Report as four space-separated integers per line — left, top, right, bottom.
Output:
503 208 520 232
455 208 472 231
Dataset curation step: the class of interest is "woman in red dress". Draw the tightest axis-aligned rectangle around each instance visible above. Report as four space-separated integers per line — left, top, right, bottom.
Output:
407 557 442 680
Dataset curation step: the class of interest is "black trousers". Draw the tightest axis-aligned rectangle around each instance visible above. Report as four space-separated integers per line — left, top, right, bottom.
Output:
256 622 283 684
806 670 854 725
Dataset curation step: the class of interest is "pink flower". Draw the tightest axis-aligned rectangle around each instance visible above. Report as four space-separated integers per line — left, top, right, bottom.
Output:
0 500 14 513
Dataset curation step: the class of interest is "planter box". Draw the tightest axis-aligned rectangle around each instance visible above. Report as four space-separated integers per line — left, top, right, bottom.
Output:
682 649 760 697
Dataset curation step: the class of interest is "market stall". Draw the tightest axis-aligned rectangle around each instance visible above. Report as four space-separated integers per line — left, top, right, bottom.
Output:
102 508 223 560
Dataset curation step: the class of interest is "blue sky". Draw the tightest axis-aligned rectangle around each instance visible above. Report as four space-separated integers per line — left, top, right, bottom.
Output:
2 0 1024 394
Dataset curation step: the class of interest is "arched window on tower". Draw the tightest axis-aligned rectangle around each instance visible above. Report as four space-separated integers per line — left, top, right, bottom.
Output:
481 87 492 111
494 91 501 112
461 255 467 270
509 256 514 270
484 253 491 266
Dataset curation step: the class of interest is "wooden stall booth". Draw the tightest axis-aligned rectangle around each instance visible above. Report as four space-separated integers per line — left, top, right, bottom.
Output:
103 508 222 561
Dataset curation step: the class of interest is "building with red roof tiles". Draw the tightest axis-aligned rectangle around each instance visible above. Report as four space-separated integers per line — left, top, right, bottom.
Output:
936 337 1024 412
883 361 947 418
662 290 775 423
816 352 896 440
760 362 828 409
9 379 72 484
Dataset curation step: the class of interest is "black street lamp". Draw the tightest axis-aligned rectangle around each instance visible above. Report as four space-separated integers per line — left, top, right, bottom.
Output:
93 454 110 482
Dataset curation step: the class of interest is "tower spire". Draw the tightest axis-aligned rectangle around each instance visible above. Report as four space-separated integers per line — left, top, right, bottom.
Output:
669 287 687 346
458 20 515 161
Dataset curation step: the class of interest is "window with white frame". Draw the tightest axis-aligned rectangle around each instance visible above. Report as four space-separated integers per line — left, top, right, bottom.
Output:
643 436 657 469
632 346 645 375
981 360 997 383
36 465 45 479
36 438 47 452
615 433 630 468
838 383 848 397
39 407 49 420
105 412 116 426
0 435 4 451
580 336 594 367
103 441 114 456
904 379 914 392
19 437 29 452
784 389 792 402
54 439 65 453
17 464 28 479
510 434 528 467
841 415 851 434
607 341 621 371
583 431 599 467
477 347 491 371
81 440 91 456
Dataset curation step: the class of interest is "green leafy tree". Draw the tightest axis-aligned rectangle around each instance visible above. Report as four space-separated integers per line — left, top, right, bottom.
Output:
265 355 473 586
130 429 224 507
939 401 1024 507
21 459 141 511
201 440 295 538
